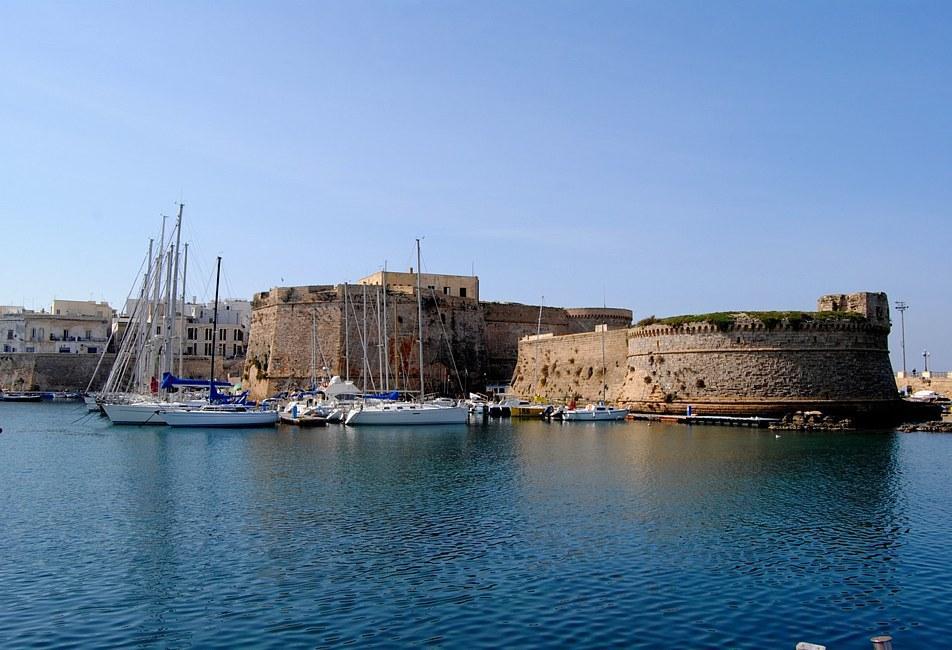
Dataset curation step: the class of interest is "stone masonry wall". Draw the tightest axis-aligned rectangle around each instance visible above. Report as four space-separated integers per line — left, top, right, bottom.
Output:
509 328 630 402
0 353 116 391
509 309 901 418
621 321 897 415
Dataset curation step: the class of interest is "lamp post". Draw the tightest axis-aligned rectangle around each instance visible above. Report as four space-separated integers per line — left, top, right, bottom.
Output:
923 350 930 373
894 301 908 375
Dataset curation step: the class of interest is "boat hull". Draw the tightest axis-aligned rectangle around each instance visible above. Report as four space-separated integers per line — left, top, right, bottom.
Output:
345 404 468 426
102 402 171 425
562 408 628 421
508 405 548 418
278 412 327 427
162 410 278 428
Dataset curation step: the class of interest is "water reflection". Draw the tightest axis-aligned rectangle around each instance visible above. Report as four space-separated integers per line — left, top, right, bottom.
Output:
2 407 950 649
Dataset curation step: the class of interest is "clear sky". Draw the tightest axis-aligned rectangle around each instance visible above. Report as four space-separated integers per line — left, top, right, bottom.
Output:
1 1 949 370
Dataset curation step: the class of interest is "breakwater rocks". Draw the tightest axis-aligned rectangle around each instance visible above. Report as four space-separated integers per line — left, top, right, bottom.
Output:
769 411 855 432
897 421 952 433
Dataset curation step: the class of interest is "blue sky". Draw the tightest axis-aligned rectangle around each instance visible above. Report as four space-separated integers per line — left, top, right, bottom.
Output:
1 1 949 370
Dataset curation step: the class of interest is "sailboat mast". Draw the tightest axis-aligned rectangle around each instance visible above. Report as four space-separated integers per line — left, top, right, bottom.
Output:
209 256 222 389
310 309 317 389
362 283 368 392
601 324 606 401
137 238 154 393
344 283 350 381
167 204 183 382
416 238 424 400
147 216 167 391
162 246 174 387
382 261 389 391
376 286 383 391
178 242 188 377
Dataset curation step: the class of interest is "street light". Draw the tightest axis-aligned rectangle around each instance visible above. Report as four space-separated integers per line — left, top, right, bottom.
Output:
895 301 909 375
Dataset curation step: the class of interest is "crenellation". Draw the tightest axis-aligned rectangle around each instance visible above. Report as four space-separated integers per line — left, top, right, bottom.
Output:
511 292 901 419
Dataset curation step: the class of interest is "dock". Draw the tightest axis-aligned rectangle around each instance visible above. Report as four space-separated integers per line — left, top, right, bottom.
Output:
627 413 780 428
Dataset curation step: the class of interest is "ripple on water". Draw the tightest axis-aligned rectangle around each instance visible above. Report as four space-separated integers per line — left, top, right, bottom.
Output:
1 408 952 648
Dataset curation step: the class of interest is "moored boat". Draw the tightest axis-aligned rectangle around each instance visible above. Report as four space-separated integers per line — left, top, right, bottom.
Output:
345 401 468 425
0 392 44 402
561 400 628 421
162 405 278 428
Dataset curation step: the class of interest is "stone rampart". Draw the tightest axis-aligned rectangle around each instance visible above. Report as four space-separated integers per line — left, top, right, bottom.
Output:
621 320 897 416
244 285 631 401
0 353 116 391
510 328 629 402
510 294 905 419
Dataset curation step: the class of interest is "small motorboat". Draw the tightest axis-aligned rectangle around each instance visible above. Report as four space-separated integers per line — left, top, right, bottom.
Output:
0 392 44 402
561 401 629 421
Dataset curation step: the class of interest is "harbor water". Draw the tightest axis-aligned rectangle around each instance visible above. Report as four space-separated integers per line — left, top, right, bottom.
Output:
2 402 951 648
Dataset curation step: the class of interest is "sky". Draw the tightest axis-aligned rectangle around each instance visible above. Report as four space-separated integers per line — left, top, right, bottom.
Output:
0 1 949 371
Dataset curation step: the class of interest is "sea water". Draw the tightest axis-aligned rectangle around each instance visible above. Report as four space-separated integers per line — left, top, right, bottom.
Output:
1 402 950 648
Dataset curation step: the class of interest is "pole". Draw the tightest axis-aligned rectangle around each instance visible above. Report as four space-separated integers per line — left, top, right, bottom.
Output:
167 204 183 381
537 296 544 336
344 283 350 381
377 285 384 390
362 283 368 392
178 242 188 377
209 256 221 391
382 261 389 391
416 238 425 400
923 350 930 373
895 301 908 375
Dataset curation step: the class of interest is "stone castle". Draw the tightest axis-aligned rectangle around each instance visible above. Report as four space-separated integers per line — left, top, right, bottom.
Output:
242 271 631 401
510 292 903 419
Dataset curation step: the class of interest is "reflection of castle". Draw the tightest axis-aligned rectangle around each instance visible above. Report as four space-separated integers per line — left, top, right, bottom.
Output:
243 271 631 400
512 292 904 419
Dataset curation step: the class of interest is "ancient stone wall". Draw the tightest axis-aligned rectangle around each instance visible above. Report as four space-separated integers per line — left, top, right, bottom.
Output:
621 320 897 416
244 284 632 400
0 353 116 391
510 328 629 402
509 293 903 419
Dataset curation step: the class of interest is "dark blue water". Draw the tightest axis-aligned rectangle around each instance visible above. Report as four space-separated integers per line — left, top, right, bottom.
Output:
2 403 951 648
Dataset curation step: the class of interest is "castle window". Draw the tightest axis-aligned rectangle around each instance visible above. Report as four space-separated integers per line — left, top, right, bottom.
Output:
459 287 467 298
443 287 450 295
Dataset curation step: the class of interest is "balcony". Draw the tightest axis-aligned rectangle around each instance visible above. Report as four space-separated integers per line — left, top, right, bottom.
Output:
48 335 109 343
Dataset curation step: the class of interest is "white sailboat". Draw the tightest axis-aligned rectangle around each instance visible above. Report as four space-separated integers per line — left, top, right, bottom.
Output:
156 256 277 429
163 404 278 428
345 239 467 426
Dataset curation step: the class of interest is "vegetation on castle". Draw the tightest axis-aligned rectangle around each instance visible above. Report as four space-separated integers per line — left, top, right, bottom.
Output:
634 310 868 331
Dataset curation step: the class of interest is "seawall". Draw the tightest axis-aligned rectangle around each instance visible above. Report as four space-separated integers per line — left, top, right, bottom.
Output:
510 310 904 420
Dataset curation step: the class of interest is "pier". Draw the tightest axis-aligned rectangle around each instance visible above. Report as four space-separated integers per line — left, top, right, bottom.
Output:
627 413 780 428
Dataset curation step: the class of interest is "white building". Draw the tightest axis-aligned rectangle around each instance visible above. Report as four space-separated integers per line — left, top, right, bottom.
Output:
116 298 250 360
1 300 114 354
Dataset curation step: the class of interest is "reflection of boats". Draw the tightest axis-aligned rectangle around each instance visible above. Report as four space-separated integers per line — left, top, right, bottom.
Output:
0 392 43 402
562 401 628 421
162 405 278 428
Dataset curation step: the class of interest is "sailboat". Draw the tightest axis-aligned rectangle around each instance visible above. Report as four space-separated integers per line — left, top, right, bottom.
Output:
159 256 278 428
345 240 468 426
103 207 205 425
